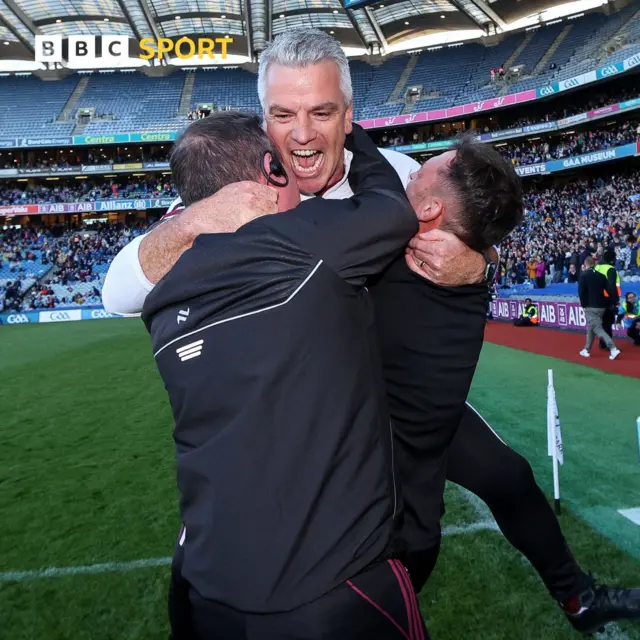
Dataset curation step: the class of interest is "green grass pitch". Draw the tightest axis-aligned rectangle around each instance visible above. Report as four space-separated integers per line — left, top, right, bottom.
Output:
1 320 639 639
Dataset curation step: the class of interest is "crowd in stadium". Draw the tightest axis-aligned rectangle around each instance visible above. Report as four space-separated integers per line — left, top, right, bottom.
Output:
375 83 640 148
501 121 640 167
0 180 176 205
0 222 150 312
500 171 640 287
2 165 639 311
0 148 171 171
1 121 638 207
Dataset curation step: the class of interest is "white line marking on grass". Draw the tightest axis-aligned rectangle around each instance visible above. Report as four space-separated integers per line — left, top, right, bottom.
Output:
442 521 500 536
617 508 640 526
0 557 172 582
458 487 499 525
594 623 631 639
0 520 502 583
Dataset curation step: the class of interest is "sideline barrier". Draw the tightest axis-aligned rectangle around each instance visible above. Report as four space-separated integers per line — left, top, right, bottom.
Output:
0 306 127 325
491 298 627 337
0 197 175 217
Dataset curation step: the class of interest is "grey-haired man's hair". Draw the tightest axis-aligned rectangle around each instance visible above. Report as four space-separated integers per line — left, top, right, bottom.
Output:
258 29 352 110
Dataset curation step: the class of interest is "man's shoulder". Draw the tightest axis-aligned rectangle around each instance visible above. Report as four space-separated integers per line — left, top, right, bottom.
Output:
378 148 421 170
377 148 420 187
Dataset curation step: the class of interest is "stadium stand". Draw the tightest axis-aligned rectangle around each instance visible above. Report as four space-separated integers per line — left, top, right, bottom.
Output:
1 7 640 313
501 171 640 291
0 223 150 312
77 72 185 135
500 121 640 167
2 8 640 139
0 180 176 205
1 113 638 208
190 68 261 114
0 75 78 139
356 56 414 119
2 162 638 312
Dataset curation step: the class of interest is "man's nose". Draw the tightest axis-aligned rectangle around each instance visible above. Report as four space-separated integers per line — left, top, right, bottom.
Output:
292 118 317 145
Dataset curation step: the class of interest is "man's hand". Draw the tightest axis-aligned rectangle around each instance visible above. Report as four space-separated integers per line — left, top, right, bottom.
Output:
405 229 487 286
182 181 278 236
139 182 278 285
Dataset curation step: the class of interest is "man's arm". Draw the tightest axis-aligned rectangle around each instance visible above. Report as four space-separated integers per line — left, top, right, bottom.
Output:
605 268 620 305
248 124 418 286
101 182 278 315
578 273 587 308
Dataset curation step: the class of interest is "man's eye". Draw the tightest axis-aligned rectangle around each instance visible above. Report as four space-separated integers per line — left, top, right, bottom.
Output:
273 114 291 121
314 113 330 119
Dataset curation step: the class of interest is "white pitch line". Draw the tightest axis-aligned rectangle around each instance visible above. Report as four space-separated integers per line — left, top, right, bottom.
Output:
617 508 640 526
594 623 632 640
458 487 499 525
0 557 172 582
442 521 500 536
0 519 503 583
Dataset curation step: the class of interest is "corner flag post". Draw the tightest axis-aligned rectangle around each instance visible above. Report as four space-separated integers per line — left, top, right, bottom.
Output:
547 369 563 515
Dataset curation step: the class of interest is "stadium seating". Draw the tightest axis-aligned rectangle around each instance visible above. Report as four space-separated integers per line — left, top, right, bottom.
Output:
356 56 411 120
78 72 185 135
0 75 78 139
190 68 261 114
1 8 638 139
0 251 49 280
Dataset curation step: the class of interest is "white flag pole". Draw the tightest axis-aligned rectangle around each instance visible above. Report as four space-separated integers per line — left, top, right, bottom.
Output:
548 370 561 515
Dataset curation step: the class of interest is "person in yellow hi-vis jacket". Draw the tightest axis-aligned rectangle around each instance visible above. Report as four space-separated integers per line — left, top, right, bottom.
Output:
595 250 620 349
618 291 640 346
513 298 539 327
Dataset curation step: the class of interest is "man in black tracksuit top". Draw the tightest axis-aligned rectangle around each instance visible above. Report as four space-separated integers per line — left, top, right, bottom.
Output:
142 118 427 639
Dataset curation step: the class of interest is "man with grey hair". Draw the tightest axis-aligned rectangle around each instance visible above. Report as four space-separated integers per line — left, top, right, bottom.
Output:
256 27 357 198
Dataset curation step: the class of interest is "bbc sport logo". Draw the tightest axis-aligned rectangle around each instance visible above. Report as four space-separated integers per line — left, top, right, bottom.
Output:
35 35 233 65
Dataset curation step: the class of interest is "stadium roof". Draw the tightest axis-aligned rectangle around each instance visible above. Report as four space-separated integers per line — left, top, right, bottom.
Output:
0 0 612 66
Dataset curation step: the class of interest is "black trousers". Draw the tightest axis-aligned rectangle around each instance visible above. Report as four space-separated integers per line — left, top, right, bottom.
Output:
170 556 428 640
628 319 640 345
442 405 592 602
513 317 536 327
372 259 591 605
169 544 193 639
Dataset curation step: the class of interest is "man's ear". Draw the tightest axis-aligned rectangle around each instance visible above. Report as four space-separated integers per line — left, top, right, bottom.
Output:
344 103 353 135
417 196 444 225
262 152 274 180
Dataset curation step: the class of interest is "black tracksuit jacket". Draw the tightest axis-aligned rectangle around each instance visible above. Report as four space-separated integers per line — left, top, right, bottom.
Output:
142 125 418 613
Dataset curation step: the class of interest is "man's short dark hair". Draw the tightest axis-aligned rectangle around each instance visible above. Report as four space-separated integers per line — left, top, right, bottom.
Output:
171 111 275 207
437 135 524 252
602 249 615 265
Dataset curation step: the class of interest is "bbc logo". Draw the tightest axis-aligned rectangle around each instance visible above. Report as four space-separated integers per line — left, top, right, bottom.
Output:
35 35 129 65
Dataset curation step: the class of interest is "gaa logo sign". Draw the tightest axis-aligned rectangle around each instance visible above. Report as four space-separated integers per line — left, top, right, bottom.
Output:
600 65 619 77
627 53 640 69
90 309 113 319
35 35 233 65
6 314 29 324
